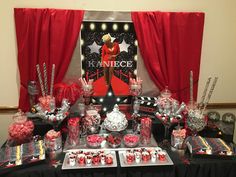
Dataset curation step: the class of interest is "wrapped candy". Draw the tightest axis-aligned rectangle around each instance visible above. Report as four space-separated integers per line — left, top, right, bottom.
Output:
129 77 142 96
171 128 186 149
67 117 80 146
8 111 34 146
140 117 152 145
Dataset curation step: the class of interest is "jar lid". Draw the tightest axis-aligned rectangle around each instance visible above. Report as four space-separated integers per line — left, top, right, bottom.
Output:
160 86 172 98
13 110 27 124
104 104 128 131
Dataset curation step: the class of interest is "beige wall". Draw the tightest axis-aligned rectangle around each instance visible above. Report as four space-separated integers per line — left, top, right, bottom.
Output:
0 114 14 145
1 0 236 145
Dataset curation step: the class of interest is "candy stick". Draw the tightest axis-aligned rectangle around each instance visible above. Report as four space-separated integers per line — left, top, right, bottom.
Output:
50 64 55 96
189 71 193 106
199 77 212 107
201 77 218 114
79 78 84 85
36 64 45 96
82 78 87 85
88 79 93 85
43 62 48 95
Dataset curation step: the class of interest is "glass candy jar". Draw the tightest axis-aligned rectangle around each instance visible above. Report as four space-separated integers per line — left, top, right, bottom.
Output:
8 111 34 146
44 130 62 153
140 117 152 145
67 117 80 146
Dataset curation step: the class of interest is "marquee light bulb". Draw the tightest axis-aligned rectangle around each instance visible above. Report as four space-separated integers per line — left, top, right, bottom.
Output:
90 23 95 30
124 24 129 31
113 24 118 31
101 23 107 31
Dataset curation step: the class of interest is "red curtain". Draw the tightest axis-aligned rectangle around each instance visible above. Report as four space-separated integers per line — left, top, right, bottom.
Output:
132 11 205 103
14 8 84 111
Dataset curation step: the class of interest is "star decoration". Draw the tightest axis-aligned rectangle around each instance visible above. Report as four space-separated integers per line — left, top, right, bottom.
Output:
210 113 217 120
100 86 118 114
88 41 101 54
98 86 130 115
111 36 116 42
225 115 233 122
119 39 130 53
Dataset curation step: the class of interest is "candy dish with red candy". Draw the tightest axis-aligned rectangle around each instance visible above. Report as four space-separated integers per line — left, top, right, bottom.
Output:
106 132 122 148
86 134 105 148
123 134 140 148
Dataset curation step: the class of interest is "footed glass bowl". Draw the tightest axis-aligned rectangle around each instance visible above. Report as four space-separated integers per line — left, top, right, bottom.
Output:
123 134 140 148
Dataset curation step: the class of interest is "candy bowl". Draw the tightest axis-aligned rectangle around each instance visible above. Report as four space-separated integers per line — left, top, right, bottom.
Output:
106 132 122 148
123 134 140 148
86 134 104 148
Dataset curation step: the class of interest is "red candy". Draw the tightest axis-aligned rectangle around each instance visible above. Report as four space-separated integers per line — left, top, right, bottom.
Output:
140 117 152 145
142 151 151 161
38 96 55 112
92 155 100 165
8 119 34 145
124 134 139 144
158 152 166 161
105 155 113 164
126 152 135 163
106 133 122 147
86 134 104 147
68 118 80 145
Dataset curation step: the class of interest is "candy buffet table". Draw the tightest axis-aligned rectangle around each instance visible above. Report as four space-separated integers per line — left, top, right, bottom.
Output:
1 118 236 177
1 147 236 177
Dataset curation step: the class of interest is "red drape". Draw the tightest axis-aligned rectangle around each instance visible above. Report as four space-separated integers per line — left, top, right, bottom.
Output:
14 8 84 111
132 11 205 103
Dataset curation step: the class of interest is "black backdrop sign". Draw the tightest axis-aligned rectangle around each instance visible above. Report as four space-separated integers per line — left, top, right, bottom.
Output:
80 21 137 112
